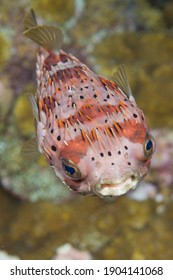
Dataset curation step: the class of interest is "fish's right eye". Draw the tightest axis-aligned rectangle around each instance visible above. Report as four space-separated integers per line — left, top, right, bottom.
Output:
61 157 81 180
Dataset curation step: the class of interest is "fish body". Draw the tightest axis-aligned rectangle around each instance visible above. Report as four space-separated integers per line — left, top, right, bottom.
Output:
23 10 155 197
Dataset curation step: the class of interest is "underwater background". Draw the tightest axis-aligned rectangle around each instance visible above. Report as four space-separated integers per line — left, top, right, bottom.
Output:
0 0 173 260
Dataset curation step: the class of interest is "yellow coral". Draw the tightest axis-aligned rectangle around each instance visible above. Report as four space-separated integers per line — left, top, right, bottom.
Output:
0 32 11 70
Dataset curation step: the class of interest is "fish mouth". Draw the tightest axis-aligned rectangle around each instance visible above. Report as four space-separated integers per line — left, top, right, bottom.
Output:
94 172 141 197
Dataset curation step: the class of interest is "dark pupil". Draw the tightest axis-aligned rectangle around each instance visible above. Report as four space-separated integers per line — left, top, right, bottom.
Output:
146 139 153 151
64 164 76 175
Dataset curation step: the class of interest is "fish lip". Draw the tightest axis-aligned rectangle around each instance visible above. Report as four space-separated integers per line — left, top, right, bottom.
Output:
94 172 141 197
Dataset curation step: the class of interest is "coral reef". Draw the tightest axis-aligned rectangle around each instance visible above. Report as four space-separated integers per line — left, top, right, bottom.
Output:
53 243 92 260
0 0 173 260
0 132 73 202
0 250 20 260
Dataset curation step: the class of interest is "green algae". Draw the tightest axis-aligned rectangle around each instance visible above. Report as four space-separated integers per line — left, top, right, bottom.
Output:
30 0 75 23
163 2 173 29
0 131 72 202
0 191 173 260
13 94 35 136
92 32 173 69
0 76 13 120
71 0 164 44
0 32 11 69
92 32 173 128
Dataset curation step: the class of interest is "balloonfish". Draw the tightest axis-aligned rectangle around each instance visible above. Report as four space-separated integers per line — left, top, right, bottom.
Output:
23 10 155 197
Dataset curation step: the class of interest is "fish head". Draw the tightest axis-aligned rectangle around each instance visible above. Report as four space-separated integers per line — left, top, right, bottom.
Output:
51 119 155 197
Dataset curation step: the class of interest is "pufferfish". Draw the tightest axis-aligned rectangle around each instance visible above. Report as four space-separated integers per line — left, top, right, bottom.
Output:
23 9 155 197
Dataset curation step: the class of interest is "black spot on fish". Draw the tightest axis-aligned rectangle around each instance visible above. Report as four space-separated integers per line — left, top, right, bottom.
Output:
51 145 57 151
118 151 121 155
100 152 104 157
57 135 61 141
108 151 112 156
133 113 138 118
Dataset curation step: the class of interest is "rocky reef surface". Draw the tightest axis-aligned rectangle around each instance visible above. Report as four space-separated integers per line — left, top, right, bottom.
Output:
0 0 173 259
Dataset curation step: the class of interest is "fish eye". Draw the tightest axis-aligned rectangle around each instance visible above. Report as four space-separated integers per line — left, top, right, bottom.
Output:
61 157 81 180
143 133 156 159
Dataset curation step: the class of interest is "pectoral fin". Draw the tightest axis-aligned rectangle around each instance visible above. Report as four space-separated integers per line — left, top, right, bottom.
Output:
26 92 39 122
21 138 40 160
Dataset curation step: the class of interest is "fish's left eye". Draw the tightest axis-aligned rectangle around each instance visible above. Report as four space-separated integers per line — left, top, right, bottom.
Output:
143 133 156 159
61 157 81 180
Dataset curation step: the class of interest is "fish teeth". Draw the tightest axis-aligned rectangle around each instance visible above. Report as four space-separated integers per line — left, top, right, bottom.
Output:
95 172 140 197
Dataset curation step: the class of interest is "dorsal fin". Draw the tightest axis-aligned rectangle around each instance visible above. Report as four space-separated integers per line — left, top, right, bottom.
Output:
113 65 132 98
23 10 63 51
23 9 37 31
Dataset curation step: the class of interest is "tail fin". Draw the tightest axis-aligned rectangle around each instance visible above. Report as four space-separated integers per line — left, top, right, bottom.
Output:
23 8 37 30
23 9 63 51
